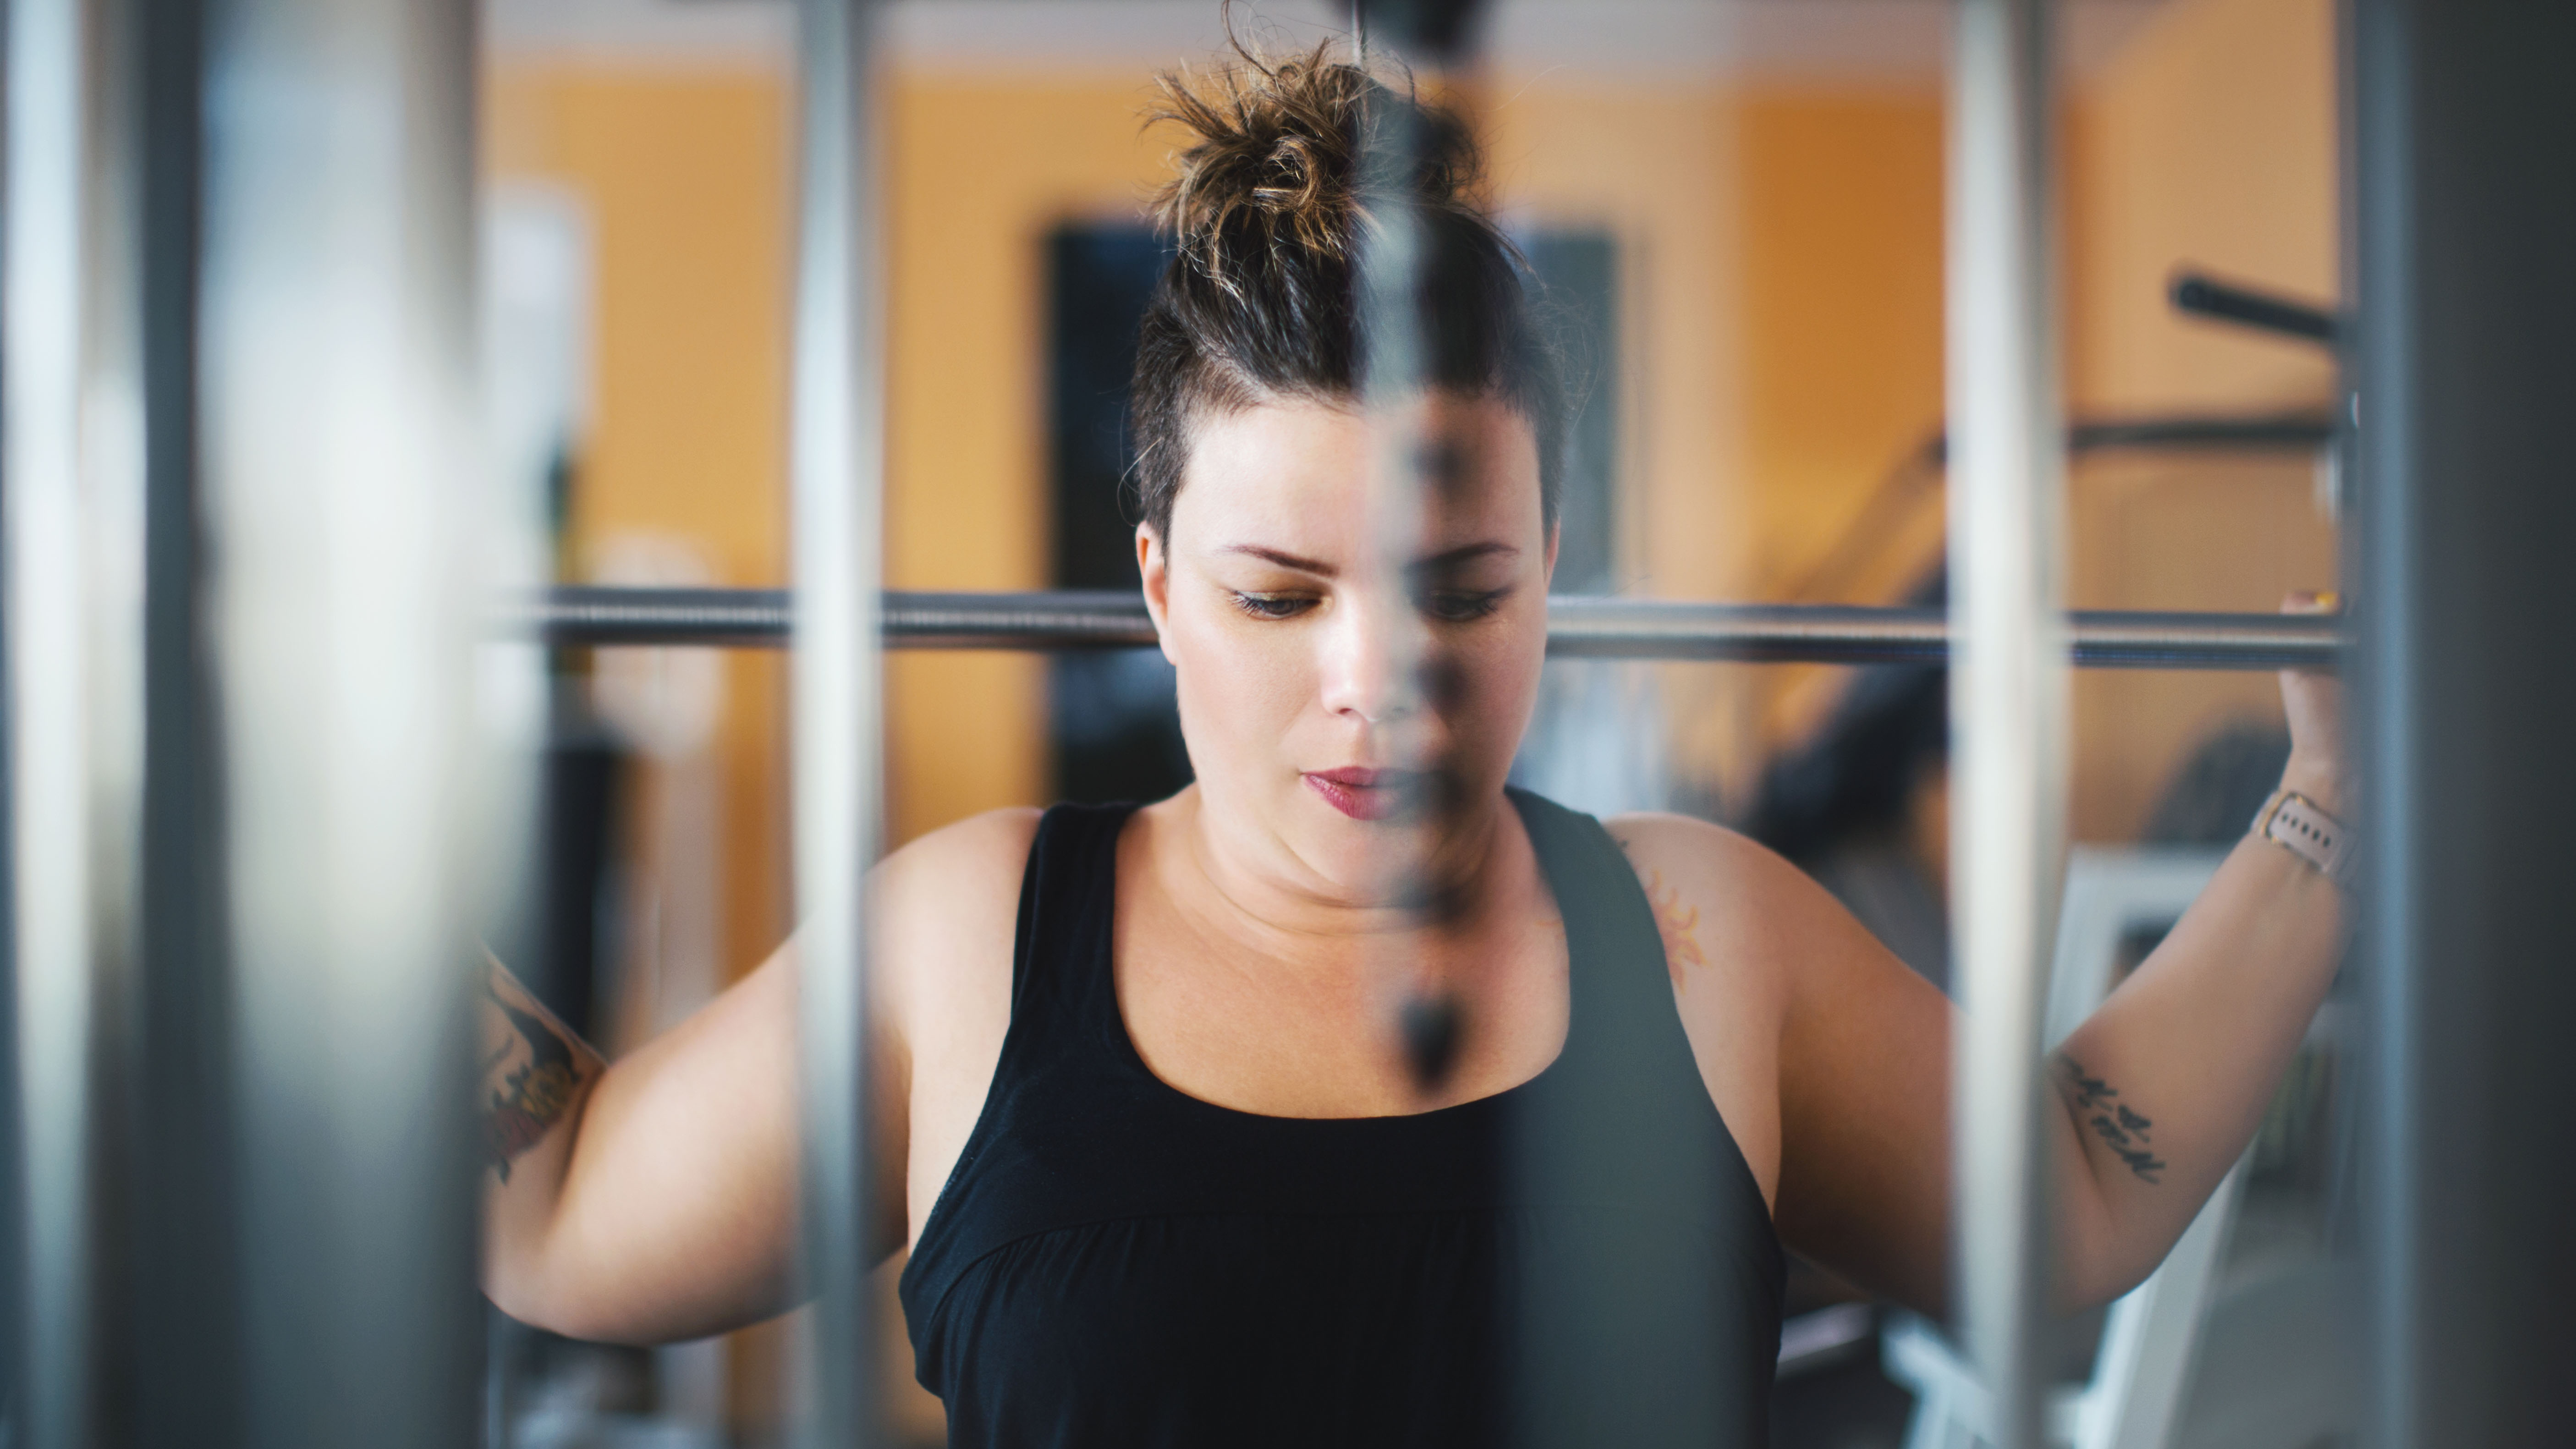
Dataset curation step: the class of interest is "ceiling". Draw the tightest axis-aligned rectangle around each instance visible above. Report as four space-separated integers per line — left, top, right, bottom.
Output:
486 0 2170 83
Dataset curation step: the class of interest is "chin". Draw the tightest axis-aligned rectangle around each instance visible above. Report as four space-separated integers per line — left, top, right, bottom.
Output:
1284 773 1495 898
1294 829 1436 904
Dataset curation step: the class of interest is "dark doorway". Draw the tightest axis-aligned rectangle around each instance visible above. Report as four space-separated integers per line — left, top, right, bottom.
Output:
1522 230 1619 593
1044 226 1192 806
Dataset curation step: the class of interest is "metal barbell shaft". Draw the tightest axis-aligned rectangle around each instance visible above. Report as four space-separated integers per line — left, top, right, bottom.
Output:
514 586 2344 670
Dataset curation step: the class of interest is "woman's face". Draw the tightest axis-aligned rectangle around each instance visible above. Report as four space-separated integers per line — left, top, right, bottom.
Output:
1139 392 1555 902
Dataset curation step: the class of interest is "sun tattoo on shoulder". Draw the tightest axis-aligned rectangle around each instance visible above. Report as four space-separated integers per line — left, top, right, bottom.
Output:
1614 836 1708 990
1642 869 1707 989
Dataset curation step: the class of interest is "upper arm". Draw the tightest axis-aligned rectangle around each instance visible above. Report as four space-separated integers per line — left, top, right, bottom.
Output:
873 807 1039 1246
1606 812 1956 1319
527 807 1038 1345
537 941 807 1342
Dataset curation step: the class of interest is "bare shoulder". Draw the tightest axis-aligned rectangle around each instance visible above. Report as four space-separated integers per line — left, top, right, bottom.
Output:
878 805 1043 891
1600 809 1778 879
1598 811 1879 990
1601 810 1828 925
872 807 1043 1043
873 807 1047 1240
1594 812 1809 1203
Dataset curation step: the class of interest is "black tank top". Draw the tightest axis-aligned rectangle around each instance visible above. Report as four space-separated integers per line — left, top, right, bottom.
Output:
898 790 1784 1448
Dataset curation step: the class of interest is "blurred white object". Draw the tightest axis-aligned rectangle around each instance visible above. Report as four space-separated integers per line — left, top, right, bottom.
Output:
484 180 592 511
478 181 593 790
588 534 725 762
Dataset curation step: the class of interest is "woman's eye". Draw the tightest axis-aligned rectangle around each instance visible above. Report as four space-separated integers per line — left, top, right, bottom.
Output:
1418 589 1507 623
1229 592 1315 620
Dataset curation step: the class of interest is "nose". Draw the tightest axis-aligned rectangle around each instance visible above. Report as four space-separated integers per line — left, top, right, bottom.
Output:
1317 592 1425 725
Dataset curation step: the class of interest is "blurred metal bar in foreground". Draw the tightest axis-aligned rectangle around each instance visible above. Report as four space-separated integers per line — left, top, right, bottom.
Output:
1946 6 2065 1449
787 0 886 1445
518 587 2342 670
2352 2 2576 1444
199 0 484 1442
4 0 128 1444
130 0 248 1438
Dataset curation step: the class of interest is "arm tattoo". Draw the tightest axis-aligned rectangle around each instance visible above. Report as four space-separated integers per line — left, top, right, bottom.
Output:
2055 1054 2167 1185
482 972 597 1183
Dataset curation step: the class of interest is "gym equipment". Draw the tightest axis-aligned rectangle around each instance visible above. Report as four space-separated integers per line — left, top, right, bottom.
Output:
513 587 2346 670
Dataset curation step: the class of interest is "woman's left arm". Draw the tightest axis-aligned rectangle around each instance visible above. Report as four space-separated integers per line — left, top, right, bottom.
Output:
2043 625 2351 1304
1633 604 2351 1318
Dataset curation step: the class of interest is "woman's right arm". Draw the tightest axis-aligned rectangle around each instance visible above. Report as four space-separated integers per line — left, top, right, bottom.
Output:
479 805 1034 1345
479 939 820 1344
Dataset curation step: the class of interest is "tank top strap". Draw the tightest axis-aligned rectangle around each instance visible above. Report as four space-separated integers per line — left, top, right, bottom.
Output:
1509 787 1777 1226
1003 799 1138 1065
1503 788 1785 1444
1506 787 1681 1076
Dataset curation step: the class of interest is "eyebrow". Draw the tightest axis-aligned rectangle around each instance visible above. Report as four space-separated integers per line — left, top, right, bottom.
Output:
1215 541 1521 579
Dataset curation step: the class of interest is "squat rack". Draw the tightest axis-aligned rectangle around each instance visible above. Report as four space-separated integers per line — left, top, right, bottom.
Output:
8 1 2575 1448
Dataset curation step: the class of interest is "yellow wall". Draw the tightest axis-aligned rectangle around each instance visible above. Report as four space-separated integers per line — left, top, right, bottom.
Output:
2062 0 2341 840
483 0 2345 943
1477 82 1951 798
480 61 1954 859
484 66 796 984
2067 0 2339 414
1735 88 1950 596
880 77 1170 842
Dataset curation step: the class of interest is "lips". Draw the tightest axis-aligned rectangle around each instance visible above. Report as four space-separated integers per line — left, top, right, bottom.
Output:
1302 767 1423 821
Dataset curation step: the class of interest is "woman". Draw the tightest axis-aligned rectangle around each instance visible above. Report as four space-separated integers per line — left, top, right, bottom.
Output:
479 49 2351 1448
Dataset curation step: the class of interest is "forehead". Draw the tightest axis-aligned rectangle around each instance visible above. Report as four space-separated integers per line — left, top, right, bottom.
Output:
1172 394 1542 553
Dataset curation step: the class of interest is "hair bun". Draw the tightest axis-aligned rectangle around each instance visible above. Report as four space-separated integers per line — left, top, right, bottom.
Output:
1148 46 1484 280
1125 41 1565 552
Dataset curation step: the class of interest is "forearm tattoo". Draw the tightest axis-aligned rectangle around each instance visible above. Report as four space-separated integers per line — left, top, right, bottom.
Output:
2055 1054 2166 1185
481 965 599 1183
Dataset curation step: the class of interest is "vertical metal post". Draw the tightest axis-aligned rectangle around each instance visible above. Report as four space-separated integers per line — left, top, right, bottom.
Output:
11 0 241 1439
1947 4 2064 1449
2351 3 2576 1445
1352 7 1431 833
127 0 246 1432
789 0 884 1444
3 1 123 1445
198 0 485 1443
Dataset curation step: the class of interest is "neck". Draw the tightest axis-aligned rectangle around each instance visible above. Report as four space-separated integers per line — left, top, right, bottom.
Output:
1157 783 1523 971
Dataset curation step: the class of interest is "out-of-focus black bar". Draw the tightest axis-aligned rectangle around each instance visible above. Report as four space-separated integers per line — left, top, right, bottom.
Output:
2354 1 2576 1444
2066 412 2335 453
1353 0 1485 61
2170 269 2342 344
1910 410 2334 469
132 0 243 1439
516 587 2344 670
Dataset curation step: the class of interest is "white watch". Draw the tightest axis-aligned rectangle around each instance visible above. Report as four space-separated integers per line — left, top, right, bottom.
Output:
2252 788 2357 890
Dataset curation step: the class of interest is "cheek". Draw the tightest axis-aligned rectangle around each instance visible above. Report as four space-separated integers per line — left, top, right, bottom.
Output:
1165 604 1317 741
1421 612 1548 768
1439 633 1545 736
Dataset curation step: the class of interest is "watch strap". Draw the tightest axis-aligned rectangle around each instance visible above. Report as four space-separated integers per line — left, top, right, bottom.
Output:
2253 788 2357 890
